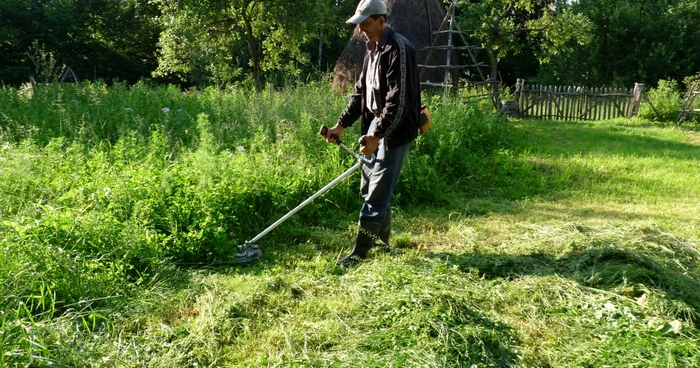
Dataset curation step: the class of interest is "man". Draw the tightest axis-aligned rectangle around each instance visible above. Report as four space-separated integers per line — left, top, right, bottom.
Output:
324 0 421 266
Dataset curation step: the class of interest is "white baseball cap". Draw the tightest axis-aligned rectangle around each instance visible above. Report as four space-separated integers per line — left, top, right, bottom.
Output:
346 0 387 25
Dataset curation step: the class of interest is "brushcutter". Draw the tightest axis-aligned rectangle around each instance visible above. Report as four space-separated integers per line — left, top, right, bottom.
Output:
231 126 372 264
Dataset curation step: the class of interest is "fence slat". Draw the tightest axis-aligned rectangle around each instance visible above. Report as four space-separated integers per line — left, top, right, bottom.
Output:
602 88 610 120
584 87 590 120
587 87 592 120
536 84 541 118
595 87 600 120
566 86 573 120
535 84 540 118
550 86 555 119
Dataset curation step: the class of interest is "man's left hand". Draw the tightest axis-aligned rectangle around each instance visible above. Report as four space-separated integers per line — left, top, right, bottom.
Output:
359 134 380 156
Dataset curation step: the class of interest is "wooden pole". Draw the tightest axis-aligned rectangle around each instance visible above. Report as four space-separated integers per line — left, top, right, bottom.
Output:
630 83 644 117
516 79 524 117
443 2 455 98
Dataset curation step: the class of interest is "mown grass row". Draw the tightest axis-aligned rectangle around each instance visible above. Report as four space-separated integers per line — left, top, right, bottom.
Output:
1 82 699 366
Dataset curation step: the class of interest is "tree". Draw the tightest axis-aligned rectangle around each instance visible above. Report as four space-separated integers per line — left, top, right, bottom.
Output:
0 0 50 84
74 0 161 82
455 0 592 94
0 0 161 85
152 0 352 89
537 0 700 87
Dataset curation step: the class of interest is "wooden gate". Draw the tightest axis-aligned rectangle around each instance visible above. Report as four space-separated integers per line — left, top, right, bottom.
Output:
515 79 640 121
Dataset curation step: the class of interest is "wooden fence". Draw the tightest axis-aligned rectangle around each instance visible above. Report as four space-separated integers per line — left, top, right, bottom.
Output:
514 79 644 121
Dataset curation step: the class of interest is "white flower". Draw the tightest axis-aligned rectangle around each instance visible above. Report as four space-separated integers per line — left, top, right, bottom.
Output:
162 107 170 114
237 146 245 152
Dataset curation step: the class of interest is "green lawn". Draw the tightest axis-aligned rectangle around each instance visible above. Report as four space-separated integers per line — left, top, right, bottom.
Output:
1 83 698 367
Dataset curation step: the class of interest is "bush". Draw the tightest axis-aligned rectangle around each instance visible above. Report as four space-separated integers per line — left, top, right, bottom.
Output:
639 79 683 123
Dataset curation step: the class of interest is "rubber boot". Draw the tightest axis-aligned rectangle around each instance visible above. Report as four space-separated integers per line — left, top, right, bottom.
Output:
377 210 391 250
337 220 382 267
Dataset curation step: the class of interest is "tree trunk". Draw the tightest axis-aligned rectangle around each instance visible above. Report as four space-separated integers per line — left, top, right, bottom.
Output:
487 43 500 110
486 4 513 111
242 6 262 91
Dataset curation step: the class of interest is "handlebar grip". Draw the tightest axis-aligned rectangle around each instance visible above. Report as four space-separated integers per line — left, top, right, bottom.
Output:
319 125 344 145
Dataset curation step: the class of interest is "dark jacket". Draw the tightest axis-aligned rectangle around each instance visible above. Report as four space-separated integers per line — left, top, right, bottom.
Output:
337 26 420 148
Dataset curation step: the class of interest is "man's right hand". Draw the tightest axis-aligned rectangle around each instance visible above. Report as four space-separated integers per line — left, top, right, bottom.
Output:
324 124 345 145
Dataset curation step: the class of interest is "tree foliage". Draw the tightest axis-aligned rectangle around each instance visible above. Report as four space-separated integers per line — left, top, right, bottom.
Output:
535 0 700 86
455 0 592 90
151 0 353 89
0 0 160 85
1 0 699 89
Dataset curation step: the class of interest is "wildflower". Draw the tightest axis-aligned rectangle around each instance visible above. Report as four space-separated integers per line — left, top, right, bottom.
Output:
237 146 245 152
162 107 170 114
124 107 133 112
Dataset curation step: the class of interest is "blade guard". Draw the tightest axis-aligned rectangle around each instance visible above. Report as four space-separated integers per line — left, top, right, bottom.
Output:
233 243 262 264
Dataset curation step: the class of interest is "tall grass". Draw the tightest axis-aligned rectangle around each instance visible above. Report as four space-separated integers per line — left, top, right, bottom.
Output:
0 81 509 365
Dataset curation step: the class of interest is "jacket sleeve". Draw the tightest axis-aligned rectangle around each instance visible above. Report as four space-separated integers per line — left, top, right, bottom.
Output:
337 55 367 128
374 38 408 139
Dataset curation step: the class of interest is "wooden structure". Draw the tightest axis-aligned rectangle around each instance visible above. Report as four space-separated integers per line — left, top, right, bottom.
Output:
418 0 487 96
60 66 78 83
332 0 452 92
515 79 644 121
677 76 700 124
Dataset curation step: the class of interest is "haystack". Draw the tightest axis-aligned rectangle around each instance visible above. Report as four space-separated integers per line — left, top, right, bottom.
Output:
332 0 456 92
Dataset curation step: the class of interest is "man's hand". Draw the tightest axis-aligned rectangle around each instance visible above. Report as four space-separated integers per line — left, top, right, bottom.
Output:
324 124 345 145
359 134 379 156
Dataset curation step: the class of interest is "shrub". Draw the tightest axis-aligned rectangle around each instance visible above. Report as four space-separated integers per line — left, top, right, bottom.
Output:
639 79 683 123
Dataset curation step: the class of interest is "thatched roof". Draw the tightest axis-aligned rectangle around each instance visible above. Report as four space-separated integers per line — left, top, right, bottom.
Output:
332 0 458 92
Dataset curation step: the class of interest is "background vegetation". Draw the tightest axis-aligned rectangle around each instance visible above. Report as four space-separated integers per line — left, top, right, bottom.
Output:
2 0 699 90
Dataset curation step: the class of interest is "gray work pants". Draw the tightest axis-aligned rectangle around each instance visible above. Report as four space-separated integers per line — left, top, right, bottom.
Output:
360 118 410 225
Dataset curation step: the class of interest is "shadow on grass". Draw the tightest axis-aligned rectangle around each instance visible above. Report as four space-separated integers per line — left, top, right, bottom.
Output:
427 244 700 328
449 119 700 203
511 120 700 160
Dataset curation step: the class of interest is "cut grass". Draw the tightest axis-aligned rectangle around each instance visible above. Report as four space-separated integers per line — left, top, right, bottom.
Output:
93 118 699 367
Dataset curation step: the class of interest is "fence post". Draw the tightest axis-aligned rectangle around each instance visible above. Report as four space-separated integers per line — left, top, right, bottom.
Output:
515 79 524 116
630 83 644 117
516 79 524 101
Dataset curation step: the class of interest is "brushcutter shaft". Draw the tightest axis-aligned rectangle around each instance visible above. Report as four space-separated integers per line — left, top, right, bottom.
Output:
245 161 363 245
240 126 373 249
